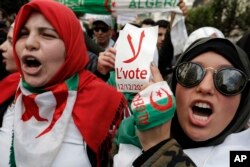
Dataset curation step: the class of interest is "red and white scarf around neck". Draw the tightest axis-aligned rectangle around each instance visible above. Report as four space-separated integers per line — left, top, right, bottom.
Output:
13 71 127 166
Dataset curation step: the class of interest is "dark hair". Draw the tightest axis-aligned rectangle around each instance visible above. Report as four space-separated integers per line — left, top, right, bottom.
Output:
141 18 155 26
155 19 170 29
0 8 7 19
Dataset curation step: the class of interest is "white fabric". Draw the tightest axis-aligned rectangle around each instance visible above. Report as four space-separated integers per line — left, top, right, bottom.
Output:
113 129 250 167
171 14 188 56
184 128 250 167
153 48 159 67
52 118 91 167
12 83 91 167
0 106 91 167
106 38 115 50
112 0 182 15
14 87 75 166
0 103 15 167
183 27 225 52
113 143 142 167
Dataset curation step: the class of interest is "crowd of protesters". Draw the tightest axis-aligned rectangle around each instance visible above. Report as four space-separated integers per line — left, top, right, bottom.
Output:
0 0 250 167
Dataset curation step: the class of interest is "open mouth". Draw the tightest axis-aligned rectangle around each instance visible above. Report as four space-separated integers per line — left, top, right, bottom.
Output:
21 55 42 75
23 56 41 67
192 102 213 121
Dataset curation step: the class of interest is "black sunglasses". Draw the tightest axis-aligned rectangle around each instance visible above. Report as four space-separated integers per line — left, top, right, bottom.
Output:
93 27 110 33
175 62 248 96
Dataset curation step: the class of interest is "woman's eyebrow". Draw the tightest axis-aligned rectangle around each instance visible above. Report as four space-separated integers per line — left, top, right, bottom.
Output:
39 27 57 32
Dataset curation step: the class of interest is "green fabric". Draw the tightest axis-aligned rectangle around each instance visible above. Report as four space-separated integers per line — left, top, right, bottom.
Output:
65 74 79 91
131 81 176 131
115 116 141 148
22 74 79 93
133 97 176 131
56 0 111 14
107 71 136 111
9 131 16 167
109 71 140 147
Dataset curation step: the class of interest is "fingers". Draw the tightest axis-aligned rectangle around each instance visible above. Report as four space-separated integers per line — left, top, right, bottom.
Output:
106 47 116 55
178 0 188 16
99 50 116 67
141 83 150 90
97 48 116 75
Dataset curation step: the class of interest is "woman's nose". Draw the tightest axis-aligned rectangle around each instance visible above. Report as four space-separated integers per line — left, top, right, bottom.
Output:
0 41 7 52
25 33 39 51
195 71 215 96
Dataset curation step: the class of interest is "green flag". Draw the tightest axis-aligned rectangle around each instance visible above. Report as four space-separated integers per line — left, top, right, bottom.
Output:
57 0 180 15
57 0 111 14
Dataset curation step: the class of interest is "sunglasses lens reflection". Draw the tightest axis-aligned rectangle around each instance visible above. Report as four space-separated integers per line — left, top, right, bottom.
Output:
176 62 247 96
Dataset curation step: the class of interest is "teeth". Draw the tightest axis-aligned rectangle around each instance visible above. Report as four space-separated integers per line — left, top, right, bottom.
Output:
194 102 211 109
26 57 36 61
193 115 208 121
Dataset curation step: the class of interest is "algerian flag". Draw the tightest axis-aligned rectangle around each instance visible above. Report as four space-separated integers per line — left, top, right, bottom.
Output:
13 75 78 167
57 0 182 15
131 81 176 131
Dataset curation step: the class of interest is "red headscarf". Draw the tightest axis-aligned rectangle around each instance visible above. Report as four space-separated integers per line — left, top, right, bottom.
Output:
13 0 88 86
0 72 20 104
12 0 127 165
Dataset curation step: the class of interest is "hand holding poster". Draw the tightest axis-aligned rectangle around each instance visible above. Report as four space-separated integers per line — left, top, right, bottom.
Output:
115 24 158 92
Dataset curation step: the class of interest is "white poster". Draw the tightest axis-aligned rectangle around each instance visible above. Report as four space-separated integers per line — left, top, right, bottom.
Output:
115 23 158 92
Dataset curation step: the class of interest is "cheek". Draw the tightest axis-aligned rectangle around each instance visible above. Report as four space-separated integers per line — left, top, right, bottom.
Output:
15 40 23 56
106 31 112 38
6 47 13 59
45 44 66 66
219 95 241 116
175 84 190 114
176 84 189 104
15 40 24 59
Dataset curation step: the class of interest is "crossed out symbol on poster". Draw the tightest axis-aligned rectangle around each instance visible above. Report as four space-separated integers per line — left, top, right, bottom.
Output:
123 30 145 63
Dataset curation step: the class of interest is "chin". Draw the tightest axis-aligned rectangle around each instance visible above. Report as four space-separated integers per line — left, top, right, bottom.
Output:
24 79 46 88
186 129 211 142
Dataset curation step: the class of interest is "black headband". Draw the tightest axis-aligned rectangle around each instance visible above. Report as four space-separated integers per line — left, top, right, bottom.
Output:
181 38 246 73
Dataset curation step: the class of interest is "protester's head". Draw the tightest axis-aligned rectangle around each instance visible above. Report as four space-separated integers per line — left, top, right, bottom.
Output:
171 37 250 148
0 23 17 73
0 23 7 45
0 8 7 21
155 19 170 49
141 18 155 28
92 15 113 49
13 0 88 88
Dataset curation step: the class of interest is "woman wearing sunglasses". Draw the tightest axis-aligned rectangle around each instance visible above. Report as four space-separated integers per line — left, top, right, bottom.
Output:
171 37 250 166
114 37 250 167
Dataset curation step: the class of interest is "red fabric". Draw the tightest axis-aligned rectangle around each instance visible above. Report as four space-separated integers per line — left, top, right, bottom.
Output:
0 72 20 104
73 71 125 155
12 0 126 165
